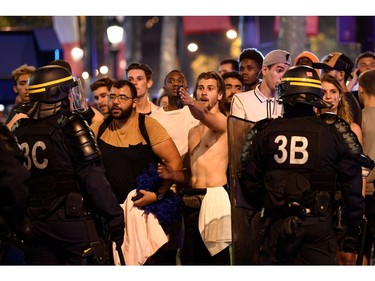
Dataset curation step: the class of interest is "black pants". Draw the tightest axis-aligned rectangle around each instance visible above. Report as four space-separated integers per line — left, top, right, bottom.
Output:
260 215 337 265
145 219 182 265
27 208 92 265
181 204 230 265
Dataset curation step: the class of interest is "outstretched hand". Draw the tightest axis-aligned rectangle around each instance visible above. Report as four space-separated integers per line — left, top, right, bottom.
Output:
179 87 195 106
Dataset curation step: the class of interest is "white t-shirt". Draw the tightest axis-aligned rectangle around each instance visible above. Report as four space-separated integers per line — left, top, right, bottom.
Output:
230 84 283 122
150 106 200 158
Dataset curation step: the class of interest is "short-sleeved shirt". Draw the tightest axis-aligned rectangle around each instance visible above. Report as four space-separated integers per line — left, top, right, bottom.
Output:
230 84 283 122
90 113 171 203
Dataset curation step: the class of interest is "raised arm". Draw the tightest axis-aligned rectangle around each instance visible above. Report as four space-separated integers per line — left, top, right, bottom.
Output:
180 87 227 133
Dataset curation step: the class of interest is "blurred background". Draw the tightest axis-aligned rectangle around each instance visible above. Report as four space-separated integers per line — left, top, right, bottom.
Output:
0 16 374 115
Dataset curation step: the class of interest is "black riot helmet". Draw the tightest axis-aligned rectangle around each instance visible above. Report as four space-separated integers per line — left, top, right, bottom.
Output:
28 65 74 104
278 65 331 108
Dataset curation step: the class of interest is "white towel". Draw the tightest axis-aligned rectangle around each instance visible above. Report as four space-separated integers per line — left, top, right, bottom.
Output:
113 189 168 265
198 186 232 256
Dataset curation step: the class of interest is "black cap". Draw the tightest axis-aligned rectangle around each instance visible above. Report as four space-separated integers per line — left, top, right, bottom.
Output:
312 52 353 78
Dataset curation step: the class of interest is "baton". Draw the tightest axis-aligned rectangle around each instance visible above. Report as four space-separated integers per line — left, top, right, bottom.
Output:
356 218 368 265
116 242 126 265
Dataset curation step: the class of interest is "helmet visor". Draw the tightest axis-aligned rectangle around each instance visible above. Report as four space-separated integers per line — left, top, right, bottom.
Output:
68 77 89 113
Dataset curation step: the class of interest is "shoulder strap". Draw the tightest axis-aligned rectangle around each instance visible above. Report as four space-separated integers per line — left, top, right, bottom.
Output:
97 116 113 139
138 113 150 145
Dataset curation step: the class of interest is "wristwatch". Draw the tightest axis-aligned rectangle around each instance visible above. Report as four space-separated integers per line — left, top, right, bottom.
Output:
153 191 164 201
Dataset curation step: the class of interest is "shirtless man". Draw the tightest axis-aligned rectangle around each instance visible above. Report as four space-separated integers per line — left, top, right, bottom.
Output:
158 71 231 265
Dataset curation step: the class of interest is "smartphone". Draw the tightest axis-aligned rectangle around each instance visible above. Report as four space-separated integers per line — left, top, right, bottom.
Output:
176 85 184 109
131 192 144 201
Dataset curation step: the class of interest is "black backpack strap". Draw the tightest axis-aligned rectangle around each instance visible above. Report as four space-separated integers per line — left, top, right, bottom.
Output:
138 113 150 145
97 116 113 139
97 114 149 145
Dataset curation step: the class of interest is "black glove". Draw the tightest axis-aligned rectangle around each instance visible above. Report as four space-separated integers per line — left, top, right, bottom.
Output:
340 225 362 253
107 215 124 246
79 107 95 125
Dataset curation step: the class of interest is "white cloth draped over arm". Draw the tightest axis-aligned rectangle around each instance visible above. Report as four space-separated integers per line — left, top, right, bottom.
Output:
112 189 168 265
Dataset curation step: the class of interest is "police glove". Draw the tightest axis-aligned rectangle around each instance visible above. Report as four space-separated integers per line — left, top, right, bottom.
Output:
340 225 362 254
107 215 124 246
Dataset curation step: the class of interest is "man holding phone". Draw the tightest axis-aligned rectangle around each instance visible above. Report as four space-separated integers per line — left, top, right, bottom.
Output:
347 51 375 105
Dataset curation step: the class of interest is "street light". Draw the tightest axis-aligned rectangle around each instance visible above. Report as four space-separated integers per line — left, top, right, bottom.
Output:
107 25 124 79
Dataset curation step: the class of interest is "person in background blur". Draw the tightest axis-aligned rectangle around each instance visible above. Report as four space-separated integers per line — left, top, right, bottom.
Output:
5 64 36 125
156 93 168 107
294 51 320 75
126 62 160 115
347 51 375 105
238 48 264 91
218 59 239 75
90 76 113 116
221 71 244 116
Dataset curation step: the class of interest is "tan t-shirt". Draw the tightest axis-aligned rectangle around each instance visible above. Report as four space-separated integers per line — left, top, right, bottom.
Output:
90 113 170 147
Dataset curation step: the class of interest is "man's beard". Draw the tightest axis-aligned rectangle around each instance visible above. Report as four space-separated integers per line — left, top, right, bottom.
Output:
224 101 231 112
111 106 133 120
224 96 232 112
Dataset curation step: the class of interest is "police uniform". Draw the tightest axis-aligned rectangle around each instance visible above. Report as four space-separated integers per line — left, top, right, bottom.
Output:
0 124 29 226
12 65 124 265
240 66 373 265
0 124 30 265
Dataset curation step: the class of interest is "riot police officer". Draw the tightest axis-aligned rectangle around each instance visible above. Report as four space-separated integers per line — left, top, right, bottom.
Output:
11 65 124 265
0 124 30 264
240 65 374 264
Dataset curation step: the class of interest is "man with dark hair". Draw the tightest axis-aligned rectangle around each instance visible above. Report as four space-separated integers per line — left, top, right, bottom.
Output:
90 79 182 265
90 77 113 116
150 70 199 264
126 62 159 115
221 71 244 116
218 59 239 75
238 48 264 91
231 49 290 121
151 69 199 162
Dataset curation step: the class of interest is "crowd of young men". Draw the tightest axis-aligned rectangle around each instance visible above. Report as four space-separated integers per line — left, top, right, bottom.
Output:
1 49 375 266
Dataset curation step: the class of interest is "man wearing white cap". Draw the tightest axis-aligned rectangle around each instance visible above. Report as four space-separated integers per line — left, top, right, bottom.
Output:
230 49 292 122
